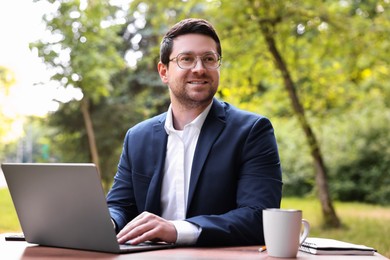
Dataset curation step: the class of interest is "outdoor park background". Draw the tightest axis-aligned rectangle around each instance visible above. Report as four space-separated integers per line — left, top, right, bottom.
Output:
0 0 389 257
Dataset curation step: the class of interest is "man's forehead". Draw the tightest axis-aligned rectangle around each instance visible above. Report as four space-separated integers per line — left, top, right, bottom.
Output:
171 34 217 54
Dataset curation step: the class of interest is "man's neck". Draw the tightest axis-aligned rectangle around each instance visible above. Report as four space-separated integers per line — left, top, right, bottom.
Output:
171 101 211 130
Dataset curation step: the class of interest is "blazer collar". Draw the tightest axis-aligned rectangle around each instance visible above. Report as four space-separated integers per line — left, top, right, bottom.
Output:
187 99 226 212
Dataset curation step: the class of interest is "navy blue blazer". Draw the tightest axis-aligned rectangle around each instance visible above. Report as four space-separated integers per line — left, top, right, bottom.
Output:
107 99 282 246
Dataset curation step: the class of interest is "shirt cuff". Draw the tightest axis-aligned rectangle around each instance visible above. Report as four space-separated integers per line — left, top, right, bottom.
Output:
170 220 201 245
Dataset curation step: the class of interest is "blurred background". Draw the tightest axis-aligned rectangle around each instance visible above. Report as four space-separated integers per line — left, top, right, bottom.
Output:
1 0 389 256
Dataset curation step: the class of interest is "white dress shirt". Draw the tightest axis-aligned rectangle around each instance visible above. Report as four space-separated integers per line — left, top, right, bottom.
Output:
161 102 212 245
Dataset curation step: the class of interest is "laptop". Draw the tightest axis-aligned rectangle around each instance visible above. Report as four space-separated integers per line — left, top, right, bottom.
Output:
1 163 175 253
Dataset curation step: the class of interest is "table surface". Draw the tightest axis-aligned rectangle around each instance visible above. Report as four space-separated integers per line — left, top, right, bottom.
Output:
1 235 388 260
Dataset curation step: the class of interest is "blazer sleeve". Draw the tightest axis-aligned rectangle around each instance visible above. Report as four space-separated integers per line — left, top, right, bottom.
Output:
106 115 168 232
106 129 139 232
186 116 283 246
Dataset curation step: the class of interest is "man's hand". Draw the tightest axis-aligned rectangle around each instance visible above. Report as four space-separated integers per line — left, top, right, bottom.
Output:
116 211 177 245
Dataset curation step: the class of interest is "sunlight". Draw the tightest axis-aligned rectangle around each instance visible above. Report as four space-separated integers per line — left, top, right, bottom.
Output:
0 0 80 119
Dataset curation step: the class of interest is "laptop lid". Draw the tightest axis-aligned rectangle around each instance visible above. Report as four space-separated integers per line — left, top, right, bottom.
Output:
1 163 173 253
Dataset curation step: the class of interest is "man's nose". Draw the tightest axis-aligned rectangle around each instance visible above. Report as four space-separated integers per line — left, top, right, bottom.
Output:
191 57 207 72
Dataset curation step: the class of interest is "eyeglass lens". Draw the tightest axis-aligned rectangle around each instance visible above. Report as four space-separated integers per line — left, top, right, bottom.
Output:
176 53 220 69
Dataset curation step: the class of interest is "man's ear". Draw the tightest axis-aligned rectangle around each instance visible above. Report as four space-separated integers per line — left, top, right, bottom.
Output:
157 62 169 84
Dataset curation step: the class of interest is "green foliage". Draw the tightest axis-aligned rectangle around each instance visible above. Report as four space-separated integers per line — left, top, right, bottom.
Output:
0 117 61 163
32 0 125 102
280 104 390 204
274 118 314 197
326 106 390 205
277 99 390 205
31 0 127 183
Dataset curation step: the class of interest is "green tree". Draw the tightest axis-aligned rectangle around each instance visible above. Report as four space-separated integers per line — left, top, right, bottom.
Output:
256 4 341 228
209 0 390 221
32 0 125 174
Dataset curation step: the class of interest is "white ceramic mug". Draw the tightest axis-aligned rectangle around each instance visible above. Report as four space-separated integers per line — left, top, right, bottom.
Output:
263 209 310 258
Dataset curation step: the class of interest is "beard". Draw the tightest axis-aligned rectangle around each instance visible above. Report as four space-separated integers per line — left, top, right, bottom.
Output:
169 83 217 109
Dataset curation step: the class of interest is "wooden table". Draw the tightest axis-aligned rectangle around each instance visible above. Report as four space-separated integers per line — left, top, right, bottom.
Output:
1 236 388 259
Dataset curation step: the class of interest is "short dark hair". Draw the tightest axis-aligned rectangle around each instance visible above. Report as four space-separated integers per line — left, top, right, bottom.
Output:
160 18 221 66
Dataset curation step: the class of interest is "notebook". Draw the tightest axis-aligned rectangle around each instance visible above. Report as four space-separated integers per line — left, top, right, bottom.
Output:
1 163 175 253
299 237 376 255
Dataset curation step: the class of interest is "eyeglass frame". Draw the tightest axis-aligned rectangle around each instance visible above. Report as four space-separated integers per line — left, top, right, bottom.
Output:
168 51 222 70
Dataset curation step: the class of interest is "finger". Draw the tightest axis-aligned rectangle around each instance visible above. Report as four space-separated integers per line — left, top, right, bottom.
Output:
127 219 177 245
117 221 154 244
129 211 150 223
116 212 177 245
117 212 150 238
127 227 160 245
117 213 156 243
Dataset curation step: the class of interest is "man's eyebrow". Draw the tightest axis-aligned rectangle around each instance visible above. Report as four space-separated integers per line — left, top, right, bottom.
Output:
177 51 216 55
177 51 194 55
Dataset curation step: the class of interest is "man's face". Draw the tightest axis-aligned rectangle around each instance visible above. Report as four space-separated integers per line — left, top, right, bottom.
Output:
158 33 220 109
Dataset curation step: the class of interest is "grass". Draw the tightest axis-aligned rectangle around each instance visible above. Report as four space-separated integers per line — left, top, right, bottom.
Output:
1 189 389 257
0 188 20 232
281 197 390 258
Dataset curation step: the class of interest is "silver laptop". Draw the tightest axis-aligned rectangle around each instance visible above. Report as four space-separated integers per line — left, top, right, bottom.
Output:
1 163 174 253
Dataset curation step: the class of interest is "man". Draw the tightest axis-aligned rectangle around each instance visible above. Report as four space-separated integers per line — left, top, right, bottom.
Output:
106 18 282 247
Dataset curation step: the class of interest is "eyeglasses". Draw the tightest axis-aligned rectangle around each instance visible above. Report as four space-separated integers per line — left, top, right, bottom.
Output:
169 52 222 70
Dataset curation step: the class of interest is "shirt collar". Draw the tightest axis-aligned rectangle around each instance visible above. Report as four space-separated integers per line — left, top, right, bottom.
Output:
164 101 213 135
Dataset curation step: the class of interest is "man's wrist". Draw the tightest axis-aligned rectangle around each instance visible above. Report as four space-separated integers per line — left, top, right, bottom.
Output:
169 220 201 245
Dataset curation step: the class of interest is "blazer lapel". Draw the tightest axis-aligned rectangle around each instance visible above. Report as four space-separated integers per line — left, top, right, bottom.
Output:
144 115 168 215
187 100 226 212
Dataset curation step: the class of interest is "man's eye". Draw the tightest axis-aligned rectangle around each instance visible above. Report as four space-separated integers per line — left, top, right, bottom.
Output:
180 55 195 63
203 55 217 63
